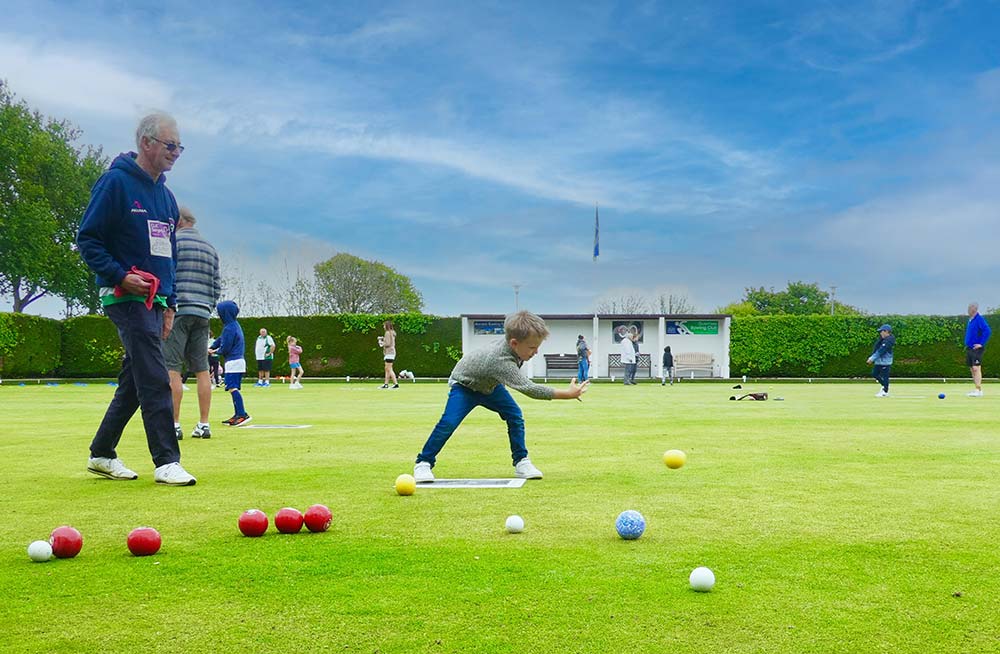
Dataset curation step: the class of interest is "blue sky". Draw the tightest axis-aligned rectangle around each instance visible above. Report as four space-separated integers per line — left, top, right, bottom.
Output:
2 0 999 316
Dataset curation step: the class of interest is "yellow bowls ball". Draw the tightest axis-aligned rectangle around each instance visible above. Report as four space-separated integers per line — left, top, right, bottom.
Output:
662 449 687 469
395 473 416 496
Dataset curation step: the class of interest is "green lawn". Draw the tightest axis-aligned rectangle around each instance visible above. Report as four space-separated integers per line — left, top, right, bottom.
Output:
1 379 998 653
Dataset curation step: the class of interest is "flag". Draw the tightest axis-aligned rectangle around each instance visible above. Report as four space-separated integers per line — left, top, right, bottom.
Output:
593 204 600 261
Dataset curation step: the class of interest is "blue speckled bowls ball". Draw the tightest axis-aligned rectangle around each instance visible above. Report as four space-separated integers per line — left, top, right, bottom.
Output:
615 510 646 540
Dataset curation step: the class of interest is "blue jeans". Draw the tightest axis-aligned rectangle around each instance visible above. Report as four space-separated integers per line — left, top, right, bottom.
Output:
90 302 181 468
577 359 589 382
416 383 527 467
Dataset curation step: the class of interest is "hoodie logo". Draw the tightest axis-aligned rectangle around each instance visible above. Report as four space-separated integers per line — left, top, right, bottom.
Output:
130 201 148 215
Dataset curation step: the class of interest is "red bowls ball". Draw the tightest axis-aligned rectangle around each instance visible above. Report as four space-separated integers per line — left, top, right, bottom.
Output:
127 527 162 556
274 507 305 534
238 510 269 537
50 526 83 559
304 504 333 533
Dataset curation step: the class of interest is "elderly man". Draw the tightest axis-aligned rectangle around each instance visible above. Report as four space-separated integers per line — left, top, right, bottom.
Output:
164 206 221 439
76 112 197 486
255 328 276 386
965 302 992 397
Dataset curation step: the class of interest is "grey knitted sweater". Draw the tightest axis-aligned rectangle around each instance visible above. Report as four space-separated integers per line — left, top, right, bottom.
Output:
449 339 555 400
174 227 221 319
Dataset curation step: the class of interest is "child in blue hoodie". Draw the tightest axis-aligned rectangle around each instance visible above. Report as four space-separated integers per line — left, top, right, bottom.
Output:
867 324 896 397
210 300 251 426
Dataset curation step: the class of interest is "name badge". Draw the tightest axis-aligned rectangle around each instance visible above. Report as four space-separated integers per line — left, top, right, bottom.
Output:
148 221 172 258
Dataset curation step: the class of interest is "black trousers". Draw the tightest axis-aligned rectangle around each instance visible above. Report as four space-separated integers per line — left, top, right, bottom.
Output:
872 365 891 392
89 302 181 467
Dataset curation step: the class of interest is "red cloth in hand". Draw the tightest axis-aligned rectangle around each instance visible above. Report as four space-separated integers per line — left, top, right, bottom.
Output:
114 266 160 309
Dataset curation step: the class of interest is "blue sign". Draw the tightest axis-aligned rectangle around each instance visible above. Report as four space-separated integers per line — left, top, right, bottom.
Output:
473 320 505 335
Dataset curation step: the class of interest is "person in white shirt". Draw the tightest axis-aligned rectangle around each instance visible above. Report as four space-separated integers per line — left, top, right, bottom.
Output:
254 328 275 387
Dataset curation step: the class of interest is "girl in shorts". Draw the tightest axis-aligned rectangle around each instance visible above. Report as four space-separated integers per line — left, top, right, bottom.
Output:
287 335 304 389
379 320 399 389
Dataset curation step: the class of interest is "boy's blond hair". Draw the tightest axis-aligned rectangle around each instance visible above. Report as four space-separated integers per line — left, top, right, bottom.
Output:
286 335 297 345
504 310 549 341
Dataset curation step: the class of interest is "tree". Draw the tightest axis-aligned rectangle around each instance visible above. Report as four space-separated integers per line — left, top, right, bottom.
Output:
313 252 423 314
0 80 108 312
595 294 649 314
730 281 863 315
656 292 695 314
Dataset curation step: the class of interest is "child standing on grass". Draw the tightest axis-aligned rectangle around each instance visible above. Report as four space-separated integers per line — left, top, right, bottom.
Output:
867 324 895 398
287 335 304 389
661 346 675 386
413 310 589 483
379 319 399 389
209 300 251 426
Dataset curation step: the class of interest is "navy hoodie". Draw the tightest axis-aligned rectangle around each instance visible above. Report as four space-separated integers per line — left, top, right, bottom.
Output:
77 153 179 307
211 301 245 363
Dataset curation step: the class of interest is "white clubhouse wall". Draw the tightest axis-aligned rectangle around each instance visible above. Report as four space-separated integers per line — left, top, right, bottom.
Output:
460 315 731 379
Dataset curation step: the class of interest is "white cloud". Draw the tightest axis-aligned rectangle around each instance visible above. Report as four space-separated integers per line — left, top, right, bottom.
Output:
0 35 174 119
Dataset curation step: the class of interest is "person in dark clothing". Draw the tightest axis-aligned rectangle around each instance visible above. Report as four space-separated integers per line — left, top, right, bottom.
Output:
867 324 896 397
661 346 675 386
76 112 196 486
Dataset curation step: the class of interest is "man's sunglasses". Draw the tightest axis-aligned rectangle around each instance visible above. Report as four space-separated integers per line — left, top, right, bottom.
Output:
149 137 185 153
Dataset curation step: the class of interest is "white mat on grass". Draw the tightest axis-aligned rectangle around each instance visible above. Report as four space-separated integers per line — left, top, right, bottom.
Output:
418 478 527 489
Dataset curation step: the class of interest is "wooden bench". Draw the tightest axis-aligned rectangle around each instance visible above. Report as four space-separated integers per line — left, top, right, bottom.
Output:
674 352 715 378
608 353 652 379
543 354 580 378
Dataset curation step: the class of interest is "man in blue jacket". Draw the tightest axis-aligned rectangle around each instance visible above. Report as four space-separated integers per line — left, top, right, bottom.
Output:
965 302 992 397
76 112 196 486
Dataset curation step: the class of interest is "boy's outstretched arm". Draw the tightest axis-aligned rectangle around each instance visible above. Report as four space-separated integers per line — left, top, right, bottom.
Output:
552 379 589 400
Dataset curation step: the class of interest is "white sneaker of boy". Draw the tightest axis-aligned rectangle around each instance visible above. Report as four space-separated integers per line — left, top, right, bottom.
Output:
514 458 544 479
414 461 435 483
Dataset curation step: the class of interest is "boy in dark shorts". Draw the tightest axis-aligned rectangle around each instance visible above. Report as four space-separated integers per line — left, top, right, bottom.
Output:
209 300 251 426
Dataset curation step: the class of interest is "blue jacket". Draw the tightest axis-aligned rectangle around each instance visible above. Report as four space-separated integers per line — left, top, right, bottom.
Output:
77 153 179 307
965 313 992 349
870 334 895 366
211 301 244 362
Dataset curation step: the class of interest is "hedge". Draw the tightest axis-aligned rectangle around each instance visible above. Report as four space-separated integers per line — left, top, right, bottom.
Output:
210 313 462 378
61 315 125 377
2 311 996 379
729 314 996 377
0 313 62 376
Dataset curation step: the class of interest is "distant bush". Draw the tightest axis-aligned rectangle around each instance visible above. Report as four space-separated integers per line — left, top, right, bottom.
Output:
730 315 992 377
0 313 62 376
60 315 124 377
208 313 462 378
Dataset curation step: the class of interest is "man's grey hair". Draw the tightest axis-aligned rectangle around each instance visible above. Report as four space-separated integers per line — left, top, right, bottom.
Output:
178 206 196 226
969 302 979 311
135 112 177 149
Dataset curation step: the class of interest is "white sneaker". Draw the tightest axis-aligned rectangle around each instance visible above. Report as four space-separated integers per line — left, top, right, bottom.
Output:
875 389 888 397
154 462 197 486
968 390 984 397
87 457 138 480
414 461 435 483
182 385 190 391
514 458 543 479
